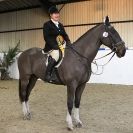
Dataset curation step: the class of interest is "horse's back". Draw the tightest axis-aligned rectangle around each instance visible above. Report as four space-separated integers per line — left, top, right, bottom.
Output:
19 47 42 57
18 47 41 65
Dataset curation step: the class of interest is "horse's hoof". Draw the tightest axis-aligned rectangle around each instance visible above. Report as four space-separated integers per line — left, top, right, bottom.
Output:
67 127 74 131
67 124 74 131
75 122 83 128
23 113 31 120
27 113 31 120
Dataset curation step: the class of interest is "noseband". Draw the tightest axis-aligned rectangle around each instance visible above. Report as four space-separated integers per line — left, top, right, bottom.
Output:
112 41 125 52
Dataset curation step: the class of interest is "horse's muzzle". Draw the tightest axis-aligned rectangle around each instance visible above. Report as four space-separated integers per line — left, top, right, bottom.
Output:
115 41 126 58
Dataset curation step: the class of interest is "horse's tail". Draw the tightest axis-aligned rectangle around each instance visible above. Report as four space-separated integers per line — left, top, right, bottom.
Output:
19 79 22 103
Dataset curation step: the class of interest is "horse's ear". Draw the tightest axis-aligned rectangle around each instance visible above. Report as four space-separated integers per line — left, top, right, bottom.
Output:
104 16 110 26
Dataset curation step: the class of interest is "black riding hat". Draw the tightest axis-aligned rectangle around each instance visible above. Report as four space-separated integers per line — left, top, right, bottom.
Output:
48 6 59 14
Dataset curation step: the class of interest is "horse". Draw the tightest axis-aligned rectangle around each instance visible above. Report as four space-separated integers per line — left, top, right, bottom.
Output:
18 16 126 130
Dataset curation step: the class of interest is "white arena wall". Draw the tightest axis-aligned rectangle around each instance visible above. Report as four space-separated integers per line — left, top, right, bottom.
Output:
0 49 133 85
90 49 133 85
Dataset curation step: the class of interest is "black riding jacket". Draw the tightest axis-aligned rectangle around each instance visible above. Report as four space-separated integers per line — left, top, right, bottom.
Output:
43 20 71 52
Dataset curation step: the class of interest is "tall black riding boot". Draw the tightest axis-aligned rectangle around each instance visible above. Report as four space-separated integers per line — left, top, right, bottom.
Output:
44 56 56 82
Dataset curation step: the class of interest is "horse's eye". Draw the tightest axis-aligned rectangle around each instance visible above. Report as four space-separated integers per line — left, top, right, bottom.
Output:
103 32 109 37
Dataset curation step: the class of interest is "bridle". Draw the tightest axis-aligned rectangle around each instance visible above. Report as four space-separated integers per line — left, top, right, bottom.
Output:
94 25 124 61
103 25 125 54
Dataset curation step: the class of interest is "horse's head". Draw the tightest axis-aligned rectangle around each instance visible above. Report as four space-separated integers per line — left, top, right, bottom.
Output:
100 16 126 58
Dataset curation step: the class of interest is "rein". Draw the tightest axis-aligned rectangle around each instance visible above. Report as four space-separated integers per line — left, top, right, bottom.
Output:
66 43 116 75
94 50 114 60
66 43 115 64
65 25 119 75
66 43 95 62
65 24 124 75
92 52 116 75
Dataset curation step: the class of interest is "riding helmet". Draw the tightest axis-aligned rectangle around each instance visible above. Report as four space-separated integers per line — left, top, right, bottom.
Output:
48 6 59 14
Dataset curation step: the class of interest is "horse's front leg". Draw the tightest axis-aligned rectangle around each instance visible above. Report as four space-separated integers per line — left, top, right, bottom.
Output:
74 83 86 128
66 83 76 131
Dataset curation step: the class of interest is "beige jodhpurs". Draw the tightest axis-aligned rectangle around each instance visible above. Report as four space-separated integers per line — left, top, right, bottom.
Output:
49 50 59 62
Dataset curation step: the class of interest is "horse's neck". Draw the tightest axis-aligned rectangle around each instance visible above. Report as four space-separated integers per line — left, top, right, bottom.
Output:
74 25 102 62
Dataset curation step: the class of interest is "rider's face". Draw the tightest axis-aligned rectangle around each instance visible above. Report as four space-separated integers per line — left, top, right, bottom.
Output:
50 13 60 22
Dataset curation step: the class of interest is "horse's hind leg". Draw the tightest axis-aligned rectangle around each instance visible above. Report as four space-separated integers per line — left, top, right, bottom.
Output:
74 83 86 128
25 75 37 118
19 75 37 120
19 76 30 120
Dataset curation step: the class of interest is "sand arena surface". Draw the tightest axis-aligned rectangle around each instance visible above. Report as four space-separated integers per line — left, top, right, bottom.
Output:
0 80 133 133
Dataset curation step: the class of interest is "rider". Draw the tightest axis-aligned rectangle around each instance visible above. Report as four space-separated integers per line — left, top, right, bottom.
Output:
43 6 71 82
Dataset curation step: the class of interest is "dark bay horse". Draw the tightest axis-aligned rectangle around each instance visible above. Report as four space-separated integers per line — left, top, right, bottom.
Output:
18 17 126 130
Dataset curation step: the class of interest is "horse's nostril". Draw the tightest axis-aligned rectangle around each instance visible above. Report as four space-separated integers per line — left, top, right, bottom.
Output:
122 49 126 56
112 47 117 52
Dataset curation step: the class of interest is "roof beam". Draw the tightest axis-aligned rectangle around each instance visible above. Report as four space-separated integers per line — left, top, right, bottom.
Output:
50 0 91 5
0 0 90 14
0 5 40 14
